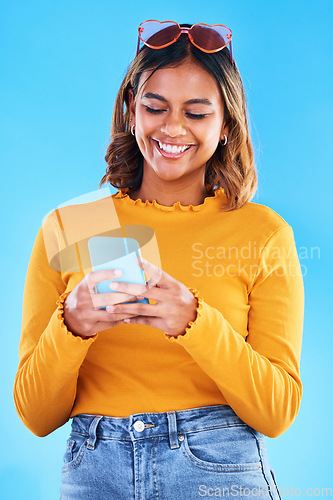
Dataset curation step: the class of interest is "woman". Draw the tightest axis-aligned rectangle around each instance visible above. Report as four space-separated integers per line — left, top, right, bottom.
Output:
14 21 304 499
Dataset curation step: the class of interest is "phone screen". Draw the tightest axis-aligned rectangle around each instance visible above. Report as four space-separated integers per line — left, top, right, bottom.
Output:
88 236 149 308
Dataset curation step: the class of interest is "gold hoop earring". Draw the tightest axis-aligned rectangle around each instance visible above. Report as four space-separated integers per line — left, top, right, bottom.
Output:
220 134 227 146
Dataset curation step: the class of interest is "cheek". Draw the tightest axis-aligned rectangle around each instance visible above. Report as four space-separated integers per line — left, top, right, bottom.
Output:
136 111 161 135
134 117 152 152
194 117 222 143
135 117 160 157
198 128 221 153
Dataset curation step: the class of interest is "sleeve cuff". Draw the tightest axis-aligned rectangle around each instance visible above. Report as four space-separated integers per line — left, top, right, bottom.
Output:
55 291 98 344
164 287 204 343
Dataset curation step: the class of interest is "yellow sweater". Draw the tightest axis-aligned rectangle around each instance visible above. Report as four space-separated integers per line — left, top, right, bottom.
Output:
14 186 304 439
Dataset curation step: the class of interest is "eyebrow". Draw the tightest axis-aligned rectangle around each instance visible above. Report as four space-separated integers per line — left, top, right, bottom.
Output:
142 92 213 106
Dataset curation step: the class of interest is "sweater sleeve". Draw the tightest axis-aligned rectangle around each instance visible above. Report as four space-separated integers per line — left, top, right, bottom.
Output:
13 216 98 437
165 224 304 438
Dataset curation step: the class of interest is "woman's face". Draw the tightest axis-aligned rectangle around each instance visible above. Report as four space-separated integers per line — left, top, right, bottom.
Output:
129 60 228 186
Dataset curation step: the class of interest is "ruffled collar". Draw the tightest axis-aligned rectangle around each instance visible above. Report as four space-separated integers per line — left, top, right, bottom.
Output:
112 185 226 213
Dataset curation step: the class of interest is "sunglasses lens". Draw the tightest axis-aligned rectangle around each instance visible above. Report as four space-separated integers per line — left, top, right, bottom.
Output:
191 24 232 51
140 21 180 47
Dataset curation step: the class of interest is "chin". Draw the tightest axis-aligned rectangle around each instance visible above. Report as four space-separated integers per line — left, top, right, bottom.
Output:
153 164 188 179
155 173 184 182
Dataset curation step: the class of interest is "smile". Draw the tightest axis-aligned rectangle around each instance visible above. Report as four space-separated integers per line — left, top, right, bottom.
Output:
152 139 196 159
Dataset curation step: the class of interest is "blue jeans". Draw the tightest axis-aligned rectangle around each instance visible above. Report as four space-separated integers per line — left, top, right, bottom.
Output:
60 404 282 499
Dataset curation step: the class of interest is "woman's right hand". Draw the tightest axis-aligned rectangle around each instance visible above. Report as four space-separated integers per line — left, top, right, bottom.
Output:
63 269 141 339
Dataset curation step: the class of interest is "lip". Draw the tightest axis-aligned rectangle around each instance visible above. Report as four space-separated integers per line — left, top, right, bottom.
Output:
152 139 196 159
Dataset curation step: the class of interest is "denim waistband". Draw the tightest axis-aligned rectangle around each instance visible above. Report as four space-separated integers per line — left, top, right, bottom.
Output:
70 404 260 451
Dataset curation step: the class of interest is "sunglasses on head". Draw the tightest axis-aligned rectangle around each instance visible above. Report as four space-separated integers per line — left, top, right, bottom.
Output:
136 20 233 61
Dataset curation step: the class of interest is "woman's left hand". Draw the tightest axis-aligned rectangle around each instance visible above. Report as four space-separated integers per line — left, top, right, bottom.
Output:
106 258 198 337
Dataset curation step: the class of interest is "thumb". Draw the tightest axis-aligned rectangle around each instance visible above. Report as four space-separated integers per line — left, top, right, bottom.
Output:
136 257 164 288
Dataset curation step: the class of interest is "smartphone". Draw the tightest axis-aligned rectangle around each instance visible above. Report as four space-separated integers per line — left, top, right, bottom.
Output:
88 236 149 309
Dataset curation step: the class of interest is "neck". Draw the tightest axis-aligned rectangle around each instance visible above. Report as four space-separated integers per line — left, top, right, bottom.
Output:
129 168 212 207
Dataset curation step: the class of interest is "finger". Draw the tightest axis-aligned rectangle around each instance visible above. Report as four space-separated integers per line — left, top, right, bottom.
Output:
106 301 158 317
86 269 123 288
122 315 178 337
93 317 136 333
89 291 141 309
110 281 168 302
137 257 164 288
109 281 165 301
121 315 166 331
89 309 140 322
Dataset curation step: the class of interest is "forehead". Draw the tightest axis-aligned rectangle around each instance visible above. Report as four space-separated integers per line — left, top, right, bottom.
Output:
138 61 222 103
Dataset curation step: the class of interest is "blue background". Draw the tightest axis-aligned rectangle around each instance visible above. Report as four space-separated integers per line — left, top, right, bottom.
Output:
1 0 332 498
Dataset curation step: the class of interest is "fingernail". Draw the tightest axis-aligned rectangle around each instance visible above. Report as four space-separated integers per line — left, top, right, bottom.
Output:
124 318 131 323
106 305 115 312
114 269 122 276
136 296 144 300
110 282 118 289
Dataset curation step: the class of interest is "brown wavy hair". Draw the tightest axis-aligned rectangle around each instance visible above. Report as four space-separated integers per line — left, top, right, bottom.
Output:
100 25 257 211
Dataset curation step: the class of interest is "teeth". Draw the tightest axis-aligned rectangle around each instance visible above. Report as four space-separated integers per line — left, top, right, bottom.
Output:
158 141 190 154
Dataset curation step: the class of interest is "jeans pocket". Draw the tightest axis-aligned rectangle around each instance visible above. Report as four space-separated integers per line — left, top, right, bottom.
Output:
180 424 262 472
62 433 88 473
270 469 282 500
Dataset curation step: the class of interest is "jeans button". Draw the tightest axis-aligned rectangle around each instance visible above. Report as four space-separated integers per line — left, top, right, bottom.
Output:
133 420 145 432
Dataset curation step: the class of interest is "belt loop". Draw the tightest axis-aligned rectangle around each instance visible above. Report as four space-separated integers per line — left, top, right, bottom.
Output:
167 411 179 449
87 416 103 450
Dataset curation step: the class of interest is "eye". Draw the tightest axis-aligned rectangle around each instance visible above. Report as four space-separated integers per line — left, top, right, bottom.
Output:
145 106 165 114
144 106 208 119
186 113 207 120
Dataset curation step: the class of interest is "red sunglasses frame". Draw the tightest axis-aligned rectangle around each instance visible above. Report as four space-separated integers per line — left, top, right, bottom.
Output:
136 20 233 61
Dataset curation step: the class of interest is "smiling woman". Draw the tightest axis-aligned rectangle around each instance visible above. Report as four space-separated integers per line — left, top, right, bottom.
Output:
101 23 257 211
126 61 228 204
14 19 303 500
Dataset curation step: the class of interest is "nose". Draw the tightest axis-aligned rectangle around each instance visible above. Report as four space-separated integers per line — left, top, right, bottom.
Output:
160 111 187 138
